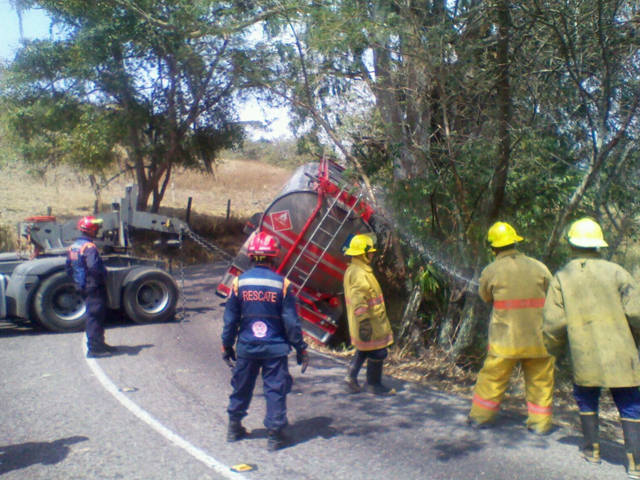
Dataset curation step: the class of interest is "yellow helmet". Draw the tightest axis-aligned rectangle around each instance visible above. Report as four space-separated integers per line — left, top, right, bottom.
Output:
566 218 608 248
344 234 377 256
487 222 524 248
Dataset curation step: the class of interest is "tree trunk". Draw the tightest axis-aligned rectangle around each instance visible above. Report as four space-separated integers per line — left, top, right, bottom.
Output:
439 263 482 360
490 0 512 222
151 164 172 213
397 284 425 355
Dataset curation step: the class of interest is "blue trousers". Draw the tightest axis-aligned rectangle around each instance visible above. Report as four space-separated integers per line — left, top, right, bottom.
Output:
85 287 106 350
573 385 640 420
228 356 292 431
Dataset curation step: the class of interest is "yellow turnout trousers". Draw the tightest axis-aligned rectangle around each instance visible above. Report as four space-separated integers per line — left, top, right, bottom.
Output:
469 355 555 433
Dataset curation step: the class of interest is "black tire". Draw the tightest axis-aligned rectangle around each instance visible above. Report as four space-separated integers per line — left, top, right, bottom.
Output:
123 269 178 324
33 271 86 332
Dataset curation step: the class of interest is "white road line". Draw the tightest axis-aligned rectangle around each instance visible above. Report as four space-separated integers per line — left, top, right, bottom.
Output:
84 343 248 480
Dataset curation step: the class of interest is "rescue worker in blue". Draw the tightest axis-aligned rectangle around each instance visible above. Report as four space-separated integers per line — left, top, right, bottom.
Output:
221 231 309 451
65 216 117 358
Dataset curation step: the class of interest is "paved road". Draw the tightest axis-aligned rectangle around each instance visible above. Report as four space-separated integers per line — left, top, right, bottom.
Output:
0 263 629 479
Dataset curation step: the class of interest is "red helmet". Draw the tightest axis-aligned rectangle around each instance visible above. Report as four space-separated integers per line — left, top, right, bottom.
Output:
77 216 103 236
247 232 280 257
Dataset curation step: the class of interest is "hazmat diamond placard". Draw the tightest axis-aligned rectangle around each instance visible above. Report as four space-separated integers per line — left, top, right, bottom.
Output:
271 210 293 232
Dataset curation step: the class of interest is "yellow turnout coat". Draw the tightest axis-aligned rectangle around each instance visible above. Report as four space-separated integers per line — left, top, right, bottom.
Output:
543 252 640 387
344 257 393 351
479 249 552 358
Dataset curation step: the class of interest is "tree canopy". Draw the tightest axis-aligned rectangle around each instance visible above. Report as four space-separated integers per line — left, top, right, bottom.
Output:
1 0 265 211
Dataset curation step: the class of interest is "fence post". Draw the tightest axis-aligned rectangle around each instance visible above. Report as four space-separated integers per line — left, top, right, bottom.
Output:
186 197 192 226
226 199 231 221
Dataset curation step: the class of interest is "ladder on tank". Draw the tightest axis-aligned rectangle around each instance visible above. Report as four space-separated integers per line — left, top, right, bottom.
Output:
286 185 363 297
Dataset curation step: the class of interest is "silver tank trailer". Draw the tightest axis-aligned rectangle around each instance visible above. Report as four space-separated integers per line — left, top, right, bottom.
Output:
217 161 374 343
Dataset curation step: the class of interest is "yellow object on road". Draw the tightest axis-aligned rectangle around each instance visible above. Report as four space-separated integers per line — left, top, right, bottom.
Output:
231 464 255 472
470 355 555 433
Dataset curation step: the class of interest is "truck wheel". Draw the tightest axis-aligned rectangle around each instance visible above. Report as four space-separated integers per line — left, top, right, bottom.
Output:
33 272 86 332
123 270 178 324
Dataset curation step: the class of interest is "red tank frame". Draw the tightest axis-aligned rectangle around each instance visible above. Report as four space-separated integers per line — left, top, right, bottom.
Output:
217 158 375 343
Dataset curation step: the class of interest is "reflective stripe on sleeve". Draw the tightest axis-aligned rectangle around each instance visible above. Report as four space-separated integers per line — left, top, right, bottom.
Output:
367 295 384 307
79 242 97 254
238 278 284 289
493 298 545 310
354 306 368 316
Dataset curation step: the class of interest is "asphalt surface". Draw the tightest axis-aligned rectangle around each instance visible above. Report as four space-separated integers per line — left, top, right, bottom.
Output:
0 263 631 479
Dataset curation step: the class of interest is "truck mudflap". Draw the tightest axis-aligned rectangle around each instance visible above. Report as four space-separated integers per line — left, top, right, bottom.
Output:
0 274 6 319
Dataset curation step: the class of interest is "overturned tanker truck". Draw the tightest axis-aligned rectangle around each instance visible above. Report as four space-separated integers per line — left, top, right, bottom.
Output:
217 158 376 344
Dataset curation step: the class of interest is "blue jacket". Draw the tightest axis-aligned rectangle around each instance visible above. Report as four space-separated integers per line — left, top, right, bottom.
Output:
65 236 107 290
222 265 307 358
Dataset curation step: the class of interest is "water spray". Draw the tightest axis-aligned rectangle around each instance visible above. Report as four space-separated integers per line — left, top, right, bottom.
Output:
373 197 479 289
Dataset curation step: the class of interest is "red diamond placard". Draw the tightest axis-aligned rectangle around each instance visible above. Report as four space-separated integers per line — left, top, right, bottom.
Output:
271 210 293 232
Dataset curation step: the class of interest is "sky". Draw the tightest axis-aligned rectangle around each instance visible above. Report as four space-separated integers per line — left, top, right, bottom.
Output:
0 0 291 139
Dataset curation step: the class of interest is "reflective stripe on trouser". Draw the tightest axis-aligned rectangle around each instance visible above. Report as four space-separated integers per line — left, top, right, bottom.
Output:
469 355 554 432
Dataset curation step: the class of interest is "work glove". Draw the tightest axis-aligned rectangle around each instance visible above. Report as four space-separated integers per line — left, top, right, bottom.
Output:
221 345 236 369
359 318 373 343
296 349 309 374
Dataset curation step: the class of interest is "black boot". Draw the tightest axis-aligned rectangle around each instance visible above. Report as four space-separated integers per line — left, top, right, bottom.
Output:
579 413 601 464
227 419 247 442
267 429 285 451
87 341 117 357
99 343 118 353
365 359 396 395
622 420 640 479
344 350 366 394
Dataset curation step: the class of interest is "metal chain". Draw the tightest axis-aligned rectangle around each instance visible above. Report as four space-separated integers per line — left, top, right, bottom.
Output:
178 229 190 323
172 227 233 325
182 227 235 261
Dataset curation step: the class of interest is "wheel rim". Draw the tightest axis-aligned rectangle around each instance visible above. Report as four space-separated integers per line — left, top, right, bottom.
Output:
135 280 170 315
52 285 86 322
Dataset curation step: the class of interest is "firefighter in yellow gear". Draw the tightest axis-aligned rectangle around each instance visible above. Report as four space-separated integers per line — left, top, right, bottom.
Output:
343 234 395 395
468 222 555 435
543 218 640 479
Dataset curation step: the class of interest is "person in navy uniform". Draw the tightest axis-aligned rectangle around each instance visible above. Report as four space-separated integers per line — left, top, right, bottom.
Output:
65 216 117 358
222 231 309 451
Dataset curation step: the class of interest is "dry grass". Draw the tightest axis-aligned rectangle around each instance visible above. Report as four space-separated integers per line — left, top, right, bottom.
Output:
0 159 293 251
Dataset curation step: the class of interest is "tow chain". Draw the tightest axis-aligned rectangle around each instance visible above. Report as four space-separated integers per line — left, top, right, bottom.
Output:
181 227 235 261
177 229 190 323
175 227 233 324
